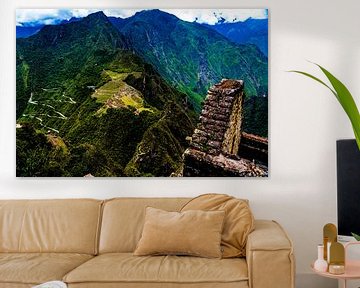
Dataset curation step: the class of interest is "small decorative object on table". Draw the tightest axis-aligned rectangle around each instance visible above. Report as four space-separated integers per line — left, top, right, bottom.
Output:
32 281 67 288
314 244 328 272
312 224 360 288
329 242 345 274
323 223 337 262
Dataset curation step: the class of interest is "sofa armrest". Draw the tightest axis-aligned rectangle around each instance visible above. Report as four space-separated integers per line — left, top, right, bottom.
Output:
246 220 295 288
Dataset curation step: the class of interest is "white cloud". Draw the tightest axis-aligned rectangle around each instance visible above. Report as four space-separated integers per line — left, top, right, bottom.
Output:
162 9 268 24
66 9 101 18
16 9 100 26
16 8 268 26
102 9 143 19
17 9 58 25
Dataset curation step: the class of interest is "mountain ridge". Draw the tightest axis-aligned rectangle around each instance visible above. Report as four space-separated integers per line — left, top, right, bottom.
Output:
202 18 268 56
16 10 268 176
16 11 197 177
110 9 268 112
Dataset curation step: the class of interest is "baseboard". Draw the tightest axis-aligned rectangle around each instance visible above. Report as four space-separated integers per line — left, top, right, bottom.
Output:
296 273 337 288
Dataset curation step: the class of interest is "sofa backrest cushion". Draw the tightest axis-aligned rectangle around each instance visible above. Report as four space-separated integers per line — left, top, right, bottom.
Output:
99 198 189 253
181 194 254 258
0 199 102 254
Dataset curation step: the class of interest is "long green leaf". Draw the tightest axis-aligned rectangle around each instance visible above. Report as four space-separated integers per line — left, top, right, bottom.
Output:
316 64 360 150
353 127 360 149
289 70 337 98
290 64 360 150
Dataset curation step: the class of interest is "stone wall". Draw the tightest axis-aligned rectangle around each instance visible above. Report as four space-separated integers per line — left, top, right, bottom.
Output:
182 79 268 177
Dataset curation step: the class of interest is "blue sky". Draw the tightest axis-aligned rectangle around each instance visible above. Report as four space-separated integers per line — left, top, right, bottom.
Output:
16 9 268 26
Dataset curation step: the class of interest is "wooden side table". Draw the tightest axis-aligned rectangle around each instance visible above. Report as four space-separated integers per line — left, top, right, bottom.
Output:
311 242 360 288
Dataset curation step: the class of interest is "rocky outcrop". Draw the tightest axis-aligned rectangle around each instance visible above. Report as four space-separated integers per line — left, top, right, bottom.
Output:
182 79 268 177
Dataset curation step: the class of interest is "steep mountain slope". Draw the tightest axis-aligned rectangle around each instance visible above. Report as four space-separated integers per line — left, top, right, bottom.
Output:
16 25 44 38
16 12 196 177
16 11 127 118
111 10 268 112
203 18 268 56
16 10 268 177
16 17 82 39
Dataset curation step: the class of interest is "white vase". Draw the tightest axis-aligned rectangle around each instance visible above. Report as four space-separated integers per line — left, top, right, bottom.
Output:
314 244 328 272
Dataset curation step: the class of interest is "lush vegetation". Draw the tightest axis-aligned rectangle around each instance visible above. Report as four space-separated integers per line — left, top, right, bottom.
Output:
202 18 268 56
243 96 268 137
16 10 268 176
110 10 268 112
16 12 197 177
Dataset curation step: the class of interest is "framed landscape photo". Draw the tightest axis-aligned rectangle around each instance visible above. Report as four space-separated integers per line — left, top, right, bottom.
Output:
16 9 268 177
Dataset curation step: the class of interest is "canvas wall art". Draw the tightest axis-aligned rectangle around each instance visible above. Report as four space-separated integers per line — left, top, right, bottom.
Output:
16 9 268 177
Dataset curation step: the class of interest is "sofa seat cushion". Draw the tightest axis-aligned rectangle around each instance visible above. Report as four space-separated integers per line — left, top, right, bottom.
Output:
0 284 33 288
64 253 248 286
67 283 249 288
0 253 93 285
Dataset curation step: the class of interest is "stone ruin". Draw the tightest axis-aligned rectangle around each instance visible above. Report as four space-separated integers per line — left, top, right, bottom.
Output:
182 79 268 177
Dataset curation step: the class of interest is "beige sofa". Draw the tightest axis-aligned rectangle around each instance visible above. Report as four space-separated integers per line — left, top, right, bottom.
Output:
0 198 295 288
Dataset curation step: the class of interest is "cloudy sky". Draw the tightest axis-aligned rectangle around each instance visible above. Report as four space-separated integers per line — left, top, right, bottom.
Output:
16 9 268 26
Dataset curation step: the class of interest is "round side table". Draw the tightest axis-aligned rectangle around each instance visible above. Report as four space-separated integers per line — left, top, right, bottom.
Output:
312 261 360 288
311 242 360 288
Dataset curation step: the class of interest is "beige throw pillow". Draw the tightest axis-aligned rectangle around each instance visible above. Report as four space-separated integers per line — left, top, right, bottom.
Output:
181 193 255 258
134 207 225 258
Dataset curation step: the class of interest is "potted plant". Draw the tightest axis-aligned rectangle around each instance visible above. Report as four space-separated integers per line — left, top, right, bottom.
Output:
291 63 360 241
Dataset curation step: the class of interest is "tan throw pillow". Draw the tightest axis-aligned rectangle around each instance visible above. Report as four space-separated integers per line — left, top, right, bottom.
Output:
181 193 254 258
134 207 225 258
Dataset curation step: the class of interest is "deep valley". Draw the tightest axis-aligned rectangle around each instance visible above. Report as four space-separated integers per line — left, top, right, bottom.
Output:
16 10 268 177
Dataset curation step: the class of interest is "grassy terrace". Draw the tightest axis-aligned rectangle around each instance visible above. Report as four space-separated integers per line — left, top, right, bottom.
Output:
92 70 154 115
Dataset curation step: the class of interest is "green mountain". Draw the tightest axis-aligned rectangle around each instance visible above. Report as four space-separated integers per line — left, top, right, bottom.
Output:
16 11 196 177
16 11 127 119
110 10 268 112
16 25 44 39
16 10 268 177
202 18 268 56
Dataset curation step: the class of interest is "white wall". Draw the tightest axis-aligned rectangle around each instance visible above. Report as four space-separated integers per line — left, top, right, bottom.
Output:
1 0 360 287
